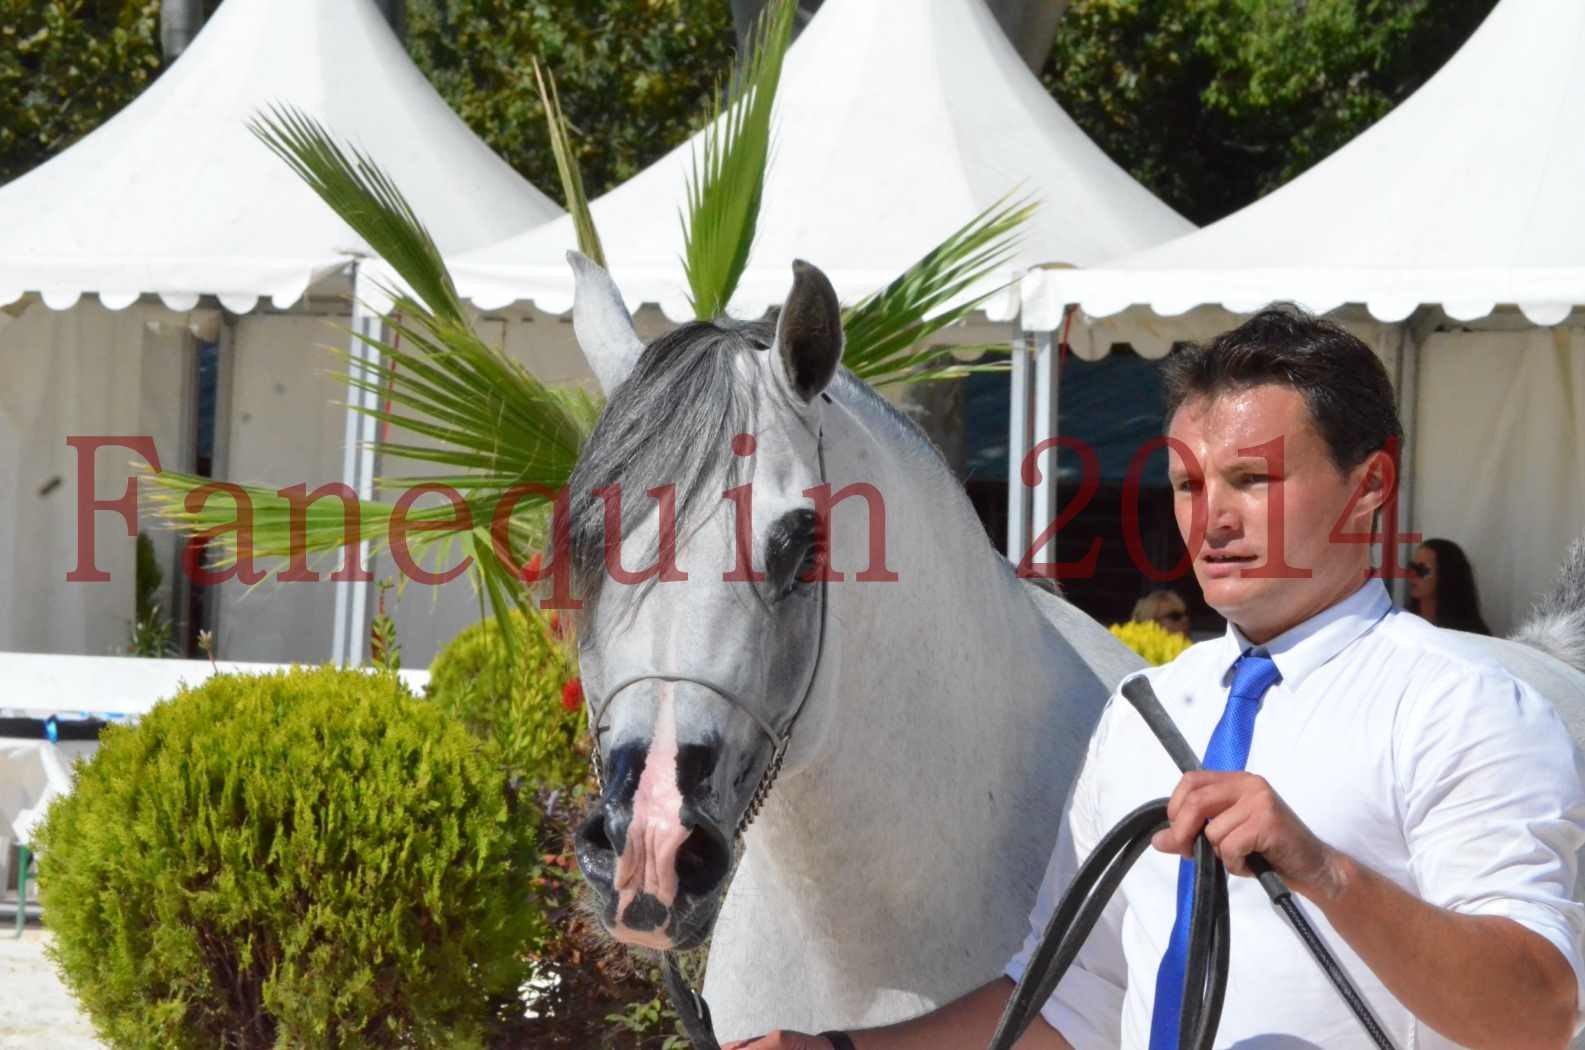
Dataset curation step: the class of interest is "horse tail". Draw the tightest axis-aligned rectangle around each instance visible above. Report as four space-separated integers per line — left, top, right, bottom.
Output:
1512 536 1585 673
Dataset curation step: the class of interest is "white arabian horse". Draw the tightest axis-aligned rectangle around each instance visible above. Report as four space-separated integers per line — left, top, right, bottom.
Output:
561 253 1585 1040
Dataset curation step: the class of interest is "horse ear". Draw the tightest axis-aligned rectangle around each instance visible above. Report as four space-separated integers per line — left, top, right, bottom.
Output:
774 259 843 403
568 251 645 396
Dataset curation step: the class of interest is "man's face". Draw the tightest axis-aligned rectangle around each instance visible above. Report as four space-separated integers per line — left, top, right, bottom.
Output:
1166 384 1386 643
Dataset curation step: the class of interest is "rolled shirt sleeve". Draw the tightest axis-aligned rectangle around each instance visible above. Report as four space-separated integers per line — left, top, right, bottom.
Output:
1397 664 1585 1025
1005 699 1128 1050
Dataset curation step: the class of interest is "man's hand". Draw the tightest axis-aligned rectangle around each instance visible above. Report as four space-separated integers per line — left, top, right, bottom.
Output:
1151 770 1576 1048
721 1033 833 1049
1151 771 1345 901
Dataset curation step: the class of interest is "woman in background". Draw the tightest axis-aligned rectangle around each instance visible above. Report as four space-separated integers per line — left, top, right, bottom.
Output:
1131 589 1191 638
1406 537 1492 635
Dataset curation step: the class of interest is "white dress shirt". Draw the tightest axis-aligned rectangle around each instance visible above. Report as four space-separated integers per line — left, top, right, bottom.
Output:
1005 577 1585 1049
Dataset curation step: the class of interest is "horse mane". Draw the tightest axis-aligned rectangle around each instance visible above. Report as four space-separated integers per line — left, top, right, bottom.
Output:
1513 536 1585 673
566 318 772 624
565 316 978 628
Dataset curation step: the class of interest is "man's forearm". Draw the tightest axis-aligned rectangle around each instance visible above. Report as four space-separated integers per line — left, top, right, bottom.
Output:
1308 851 1576 1050
845 978 1072 1050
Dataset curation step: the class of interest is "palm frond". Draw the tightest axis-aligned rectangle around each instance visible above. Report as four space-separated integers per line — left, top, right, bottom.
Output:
249 105 466 325
148 57 1035 666
533 57 606 267
143 471 551 628
344 302 593 488
140 108 610 650
841 194 1037 388
681 0 796 319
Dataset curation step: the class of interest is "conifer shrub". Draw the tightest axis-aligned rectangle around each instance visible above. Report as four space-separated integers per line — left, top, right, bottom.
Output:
425 609 587 792
32 667 542 1050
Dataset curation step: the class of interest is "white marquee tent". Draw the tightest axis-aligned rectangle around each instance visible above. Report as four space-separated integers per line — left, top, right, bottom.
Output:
443 0 1190 320
0 0 561 666
425 0 1193 572
1009 0 1585 633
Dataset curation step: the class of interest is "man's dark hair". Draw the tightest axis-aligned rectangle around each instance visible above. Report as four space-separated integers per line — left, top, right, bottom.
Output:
1160 304 1404 473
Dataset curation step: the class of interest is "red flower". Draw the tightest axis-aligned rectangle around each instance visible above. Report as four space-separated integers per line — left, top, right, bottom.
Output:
560 677 584 713
525 552 543 579
547 609 563 637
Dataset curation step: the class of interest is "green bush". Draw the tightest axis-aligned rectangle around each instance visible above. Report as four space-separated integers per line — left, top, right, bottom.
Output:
33 667 542 1050
426 609 588 792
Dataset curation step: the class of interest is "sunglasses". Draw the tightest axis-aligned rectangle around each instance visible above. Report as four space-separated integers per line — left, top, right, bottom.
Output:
1158 610 1190 624
1408 561 1431 579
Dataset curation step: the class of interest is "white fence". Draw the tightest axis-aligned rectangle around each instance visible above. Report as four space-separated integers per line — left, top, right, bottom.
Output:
0 650 429 717
0 652 431 860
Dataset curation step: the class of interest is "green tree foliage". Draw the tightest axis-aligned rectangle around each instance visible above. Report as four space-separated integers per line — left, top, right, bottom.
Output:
405 0 737 198
2 1 735 199
0 0 163 186
33 667 543 1050
4 1 1504 225
1045 0 1500 224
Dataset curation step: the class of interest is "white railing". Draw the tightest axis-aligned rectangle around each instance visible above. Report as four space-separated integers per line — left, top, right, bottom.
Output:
0 650 430 718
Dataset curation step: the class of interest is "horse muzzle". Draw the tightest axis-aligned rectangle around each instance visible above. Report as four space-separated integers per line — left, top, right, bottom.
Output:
575 750 735 950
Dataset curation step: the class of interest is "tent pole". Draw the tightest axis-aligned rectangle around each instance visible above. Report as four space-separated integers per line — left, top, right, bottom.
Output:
331 261 383 666
1392 320 1424 607
1006 320 1032 564
1031 329 1059 571
181 310 237 656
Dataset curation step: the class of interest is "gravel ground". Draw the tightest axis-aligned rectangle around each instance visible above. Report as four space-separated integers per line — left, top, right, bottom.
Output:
0 929 102 1049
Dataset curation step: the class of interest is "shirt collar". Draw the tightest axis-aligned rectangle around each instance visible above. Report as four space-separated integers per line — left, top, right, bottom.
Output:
1216 576 1393 691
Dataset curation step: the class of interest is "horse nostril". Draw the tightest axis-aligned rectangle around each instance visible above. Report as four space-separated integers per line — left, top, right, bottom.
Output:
574 809 616 886
580 811 612 852
675 823 731 898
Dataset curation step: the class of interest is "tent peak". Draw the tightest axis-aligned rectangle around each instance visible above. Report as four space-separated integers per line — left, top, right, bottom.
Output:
0 0 561 314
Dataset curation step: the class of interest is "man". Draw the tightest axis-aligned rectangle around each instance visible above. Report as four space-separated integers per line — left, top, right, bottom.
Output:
725 307 1585 1049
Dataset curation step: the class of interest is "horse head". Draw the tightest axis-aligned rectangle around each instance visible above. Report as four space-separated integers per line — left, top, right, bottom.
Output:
564 253 845 951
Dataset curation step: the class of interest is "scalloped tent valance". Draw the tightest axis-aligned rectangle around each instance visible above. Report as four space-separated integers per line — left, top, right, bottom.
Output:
0 0 561 315
1020 0 1585 331
440 0 1192 322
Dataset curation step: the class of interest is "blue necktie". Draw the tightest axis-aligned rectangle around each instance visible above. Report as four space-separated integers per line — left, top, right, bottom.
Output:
1148 651 1281 1050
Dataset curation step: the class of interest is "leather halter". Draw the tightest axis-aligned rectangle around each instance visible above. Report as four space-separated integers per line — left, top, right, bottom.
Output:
584 414 831 842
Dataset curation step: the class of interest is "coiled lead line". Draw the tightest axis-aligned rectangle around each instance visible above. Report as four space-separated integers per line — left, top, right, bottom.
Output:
988 798 1229 1050
990 676 1397 1050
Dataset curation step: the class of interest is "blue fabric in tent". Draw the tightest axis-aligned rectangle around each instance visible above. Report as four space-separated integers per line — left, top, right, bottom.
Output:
965 349 1170 487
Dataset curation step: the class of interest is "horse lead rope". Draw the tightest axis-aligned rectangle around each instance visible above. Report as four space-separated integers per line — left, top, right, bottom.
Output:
989 799 1231 1050
584 416 832 1050
989 677 1398 1050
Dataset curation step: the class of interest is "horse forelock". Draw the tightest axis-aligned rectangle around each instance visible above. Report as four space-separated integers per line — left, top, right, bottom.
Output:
567 319 773 625
565 317 970 634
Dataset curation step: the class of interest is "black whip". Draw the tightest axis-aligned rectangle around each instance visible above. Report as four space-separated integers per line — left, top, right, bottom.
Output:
991 677 1398 1050
1120 676 1396 1050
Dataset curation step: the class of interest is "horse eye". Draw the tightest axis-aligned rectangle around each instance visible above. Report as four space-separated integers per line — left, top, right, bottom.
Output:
796 544 820 581
780 526 827 600
777 548 812 599
766 509 822 600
